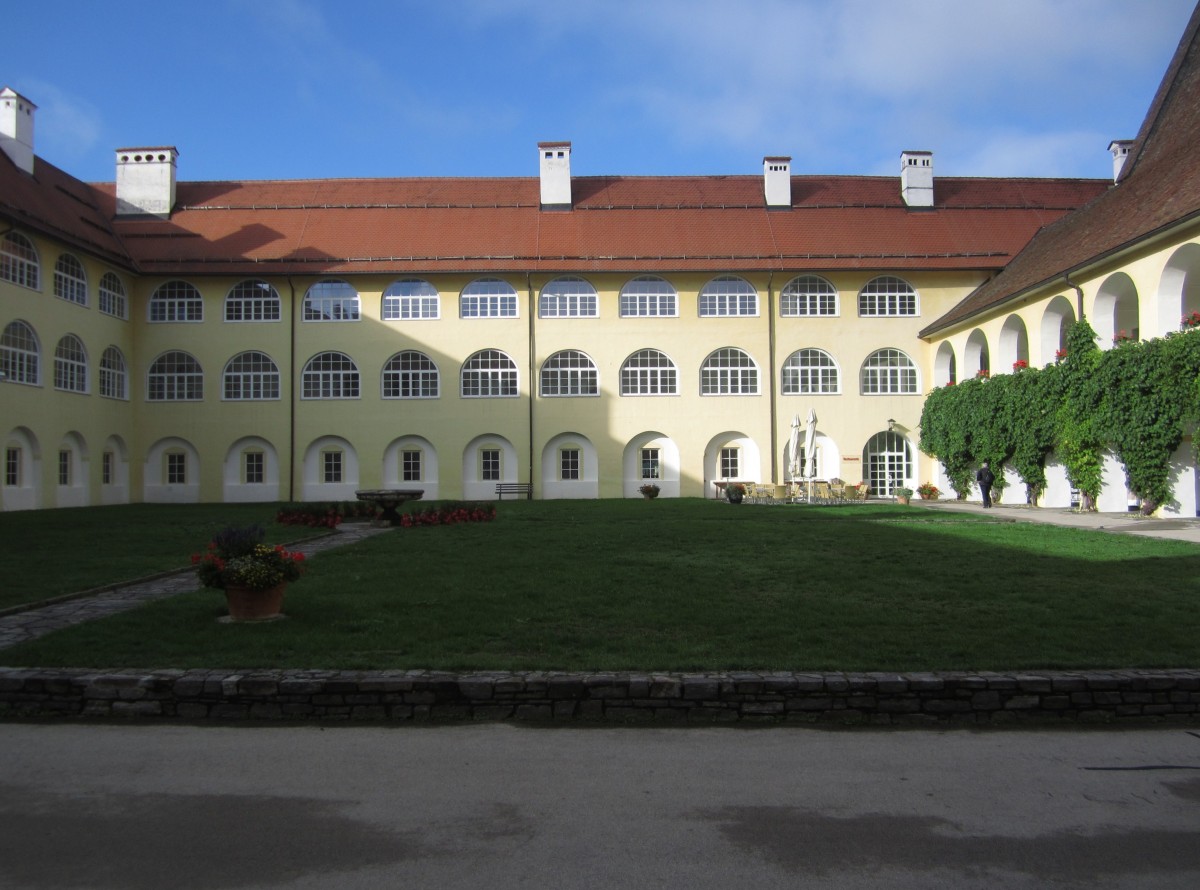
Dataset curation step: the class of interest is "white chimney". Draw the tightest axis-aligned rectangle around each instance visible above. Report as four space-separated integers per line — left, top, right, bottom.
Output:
1109 139 1134 182
0 87 36 175
115 146 178 217
901 150 934 208
538 141 572 210
763 156 792 208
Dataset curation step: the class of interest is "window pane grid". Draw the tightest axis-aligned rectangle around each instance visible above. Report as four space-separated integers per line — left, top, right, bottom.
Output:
861 348 919 394
641 448 660 479
224 351 281 400
462 350 517 397
481 449 501 481
701 348 758 395
54 255 88 305
225 280 281 322
461 279 518 318
621 349 678 395
150 281 203 322
383 351 439 398
858 276 917 317
699 276 758 317
99 273 128 318
619 276 677 317
382 279 439 320
1 232 39 289
540 350 598 396
781 275 837 316
99 347 128 399
53 335 88 392
148 351 204 401
302 352 360 399
782 349 840 394
560 448 580 480
540 277 598 318
304 280 360 321
1 320 40 385
402 449 422 482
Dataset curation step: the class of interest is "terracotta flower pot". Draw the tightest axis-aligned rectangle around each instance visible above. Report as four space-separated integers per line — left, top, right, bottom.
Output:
223 582 286 621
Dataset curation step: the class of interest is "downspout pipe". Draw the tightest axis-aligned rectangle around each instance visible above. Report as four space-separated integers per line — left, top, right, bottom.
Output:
287 276 297 502
526 273 535 493
1063 272 1085 320
766 271 777 484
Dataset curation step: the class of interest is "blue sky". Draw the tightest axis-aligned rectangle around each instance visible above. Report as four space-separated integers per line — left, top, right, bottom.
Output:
3 0 1196 184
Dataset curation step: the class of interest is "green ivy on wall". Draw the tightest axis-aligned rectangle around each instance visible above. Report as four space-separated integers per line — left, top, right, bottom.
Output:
919 320 1200 511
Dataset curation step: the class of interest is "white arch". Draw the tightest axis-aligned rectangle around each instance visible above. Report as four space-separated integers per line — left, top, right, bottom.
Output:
622 431 681 498
145 437 201 503
703 431 763 499
964 329 990 376
223 436 281 502
541 432 599 499
998 315 1030 371
934 341 957 386
462 434 518 500
1039 295 1076 365
383 435 439 500
2 426 42 511
55 430 89 508
100 435 130 506
1155 242 1200 336
301 435 359 501
1093 272 1140 347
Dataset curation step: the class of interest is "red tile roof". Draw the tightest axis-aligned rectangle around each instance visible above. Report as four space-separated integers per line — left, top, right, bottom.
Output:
921 3 1200 336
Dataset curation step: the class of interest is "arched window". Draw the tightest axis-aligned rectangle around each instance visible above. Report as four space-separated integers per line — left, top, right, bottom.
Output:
0 232 39 290
780 275 838 316
861 348 919 394
461 349 518 397
540 277 598 318
382 279 439 320
1 320 40 385
223 351 280 400
302 352 360 398
620 276 677 317
620 349 678 395
54 334 88 392
858 276 918 316
382 351 440 398
147 351 203 401
225 280 281 322
53 254 88 305
461 279 518 318
99 272 128 319
99 346 128 399
149 281 203 322
699 276 758 317
304 280 360 321
540 350 598 396
864 431 913 496
782 348 840 394
700 347 759 394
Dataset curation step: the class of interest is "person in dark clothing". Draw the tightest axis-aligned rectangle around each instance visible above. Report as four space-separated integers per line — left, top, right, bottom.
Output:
976 461 995 508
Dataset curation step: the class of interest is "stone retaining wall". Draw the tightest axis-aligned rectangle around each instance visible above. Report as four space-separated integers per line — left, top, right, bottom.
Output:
2 668 1199 724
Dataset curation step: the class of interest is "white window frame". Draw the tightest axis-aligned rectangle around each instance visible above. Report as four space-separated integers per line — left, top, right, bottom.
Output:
699 276 758 317
402 449 422 482
480 447 501 481
53 254 88 306
782 348 841 395
620 276 677 318
53 334 88 393
382 351 439 399
99 346 128 400
540 350 598 397
858 276 918 317
99 272 128 319
147 351 204 401
560 447 581 481
225 279 281 322
223 351 281 400
620 349 678 396
461 279 518 318
461 349 518 397
302 352 360 399
304 280 360 322
149 280 204 323
780 275 838 316
382 279 440 320
540 276 598 318
700 347 759 395
1 232 40 290
1 320 40 385
244 450 265 484
861 348 920 395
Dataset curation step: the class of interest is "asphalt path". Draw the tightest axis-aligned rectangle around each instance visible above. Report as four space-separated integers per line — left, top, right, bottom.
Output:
2 723 1199 889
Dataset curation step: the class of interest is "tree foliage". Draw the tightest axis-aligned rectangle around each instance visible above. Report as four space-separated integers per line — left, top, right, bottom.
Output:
919 320 1200 511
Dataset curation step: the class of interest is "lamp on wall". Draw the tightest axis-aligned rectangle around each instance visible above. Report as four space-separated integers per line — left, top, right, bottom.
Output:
887 418 896 431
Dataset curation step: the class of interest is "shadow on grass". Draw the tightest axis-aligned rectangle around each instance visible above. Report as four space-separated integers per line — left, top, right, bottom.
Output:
4 499 1199 672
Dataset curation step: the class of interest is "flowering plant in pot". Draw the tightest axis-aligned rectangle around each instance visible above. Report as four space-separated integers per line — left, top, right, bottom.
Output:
893 486 914 505
638 483 661 499
192 525 306 620
917 482 940 499
724 482 747 503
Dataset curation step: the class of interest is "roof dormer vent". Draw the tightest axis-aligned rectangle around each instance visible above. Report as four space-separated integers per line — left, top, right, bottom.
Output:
0 87 36 176
901 150 934 208
763 156 792 208
538 141 572 210
1109 139 1135 182
115 147 178 217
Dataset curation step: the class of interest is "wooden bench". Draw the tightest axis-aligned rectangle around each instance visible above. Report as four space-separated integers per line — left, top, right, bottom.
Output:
495 482 533 500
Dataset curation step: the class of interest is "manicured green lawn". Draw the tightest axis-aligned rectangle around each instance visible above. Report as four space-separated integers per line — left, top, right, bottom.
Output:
3 499 1199 672
0 503 326 611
